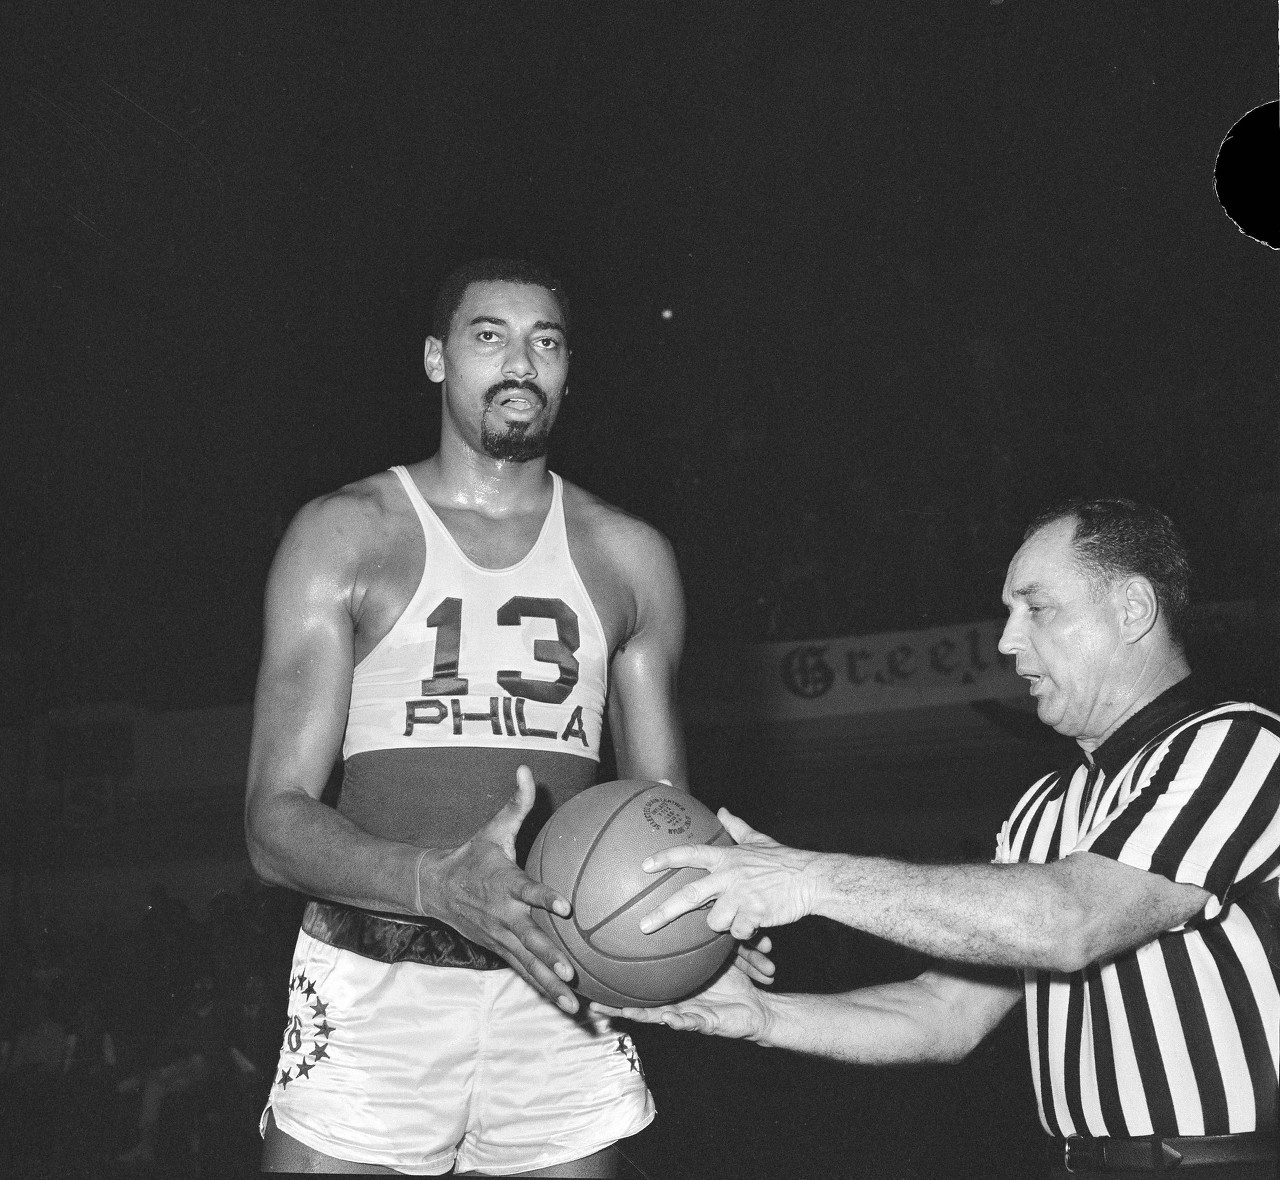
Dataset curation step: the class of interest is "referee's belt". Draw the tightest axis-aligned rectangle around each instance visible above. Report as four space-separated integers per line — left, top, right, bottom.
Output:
302 899 509 970
1052 1131 1276 1172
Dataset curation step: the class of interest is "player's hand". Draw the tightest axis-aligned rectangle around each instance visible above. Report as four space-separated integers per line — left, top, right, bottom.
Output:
590 963 771 1040
733 933 776 987
422 766 579 1013
638 808 822 940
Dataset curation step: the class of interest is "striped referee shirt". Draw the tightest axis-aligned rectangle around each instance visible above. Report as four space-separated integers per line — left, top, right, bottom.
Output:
996 677 1280 1138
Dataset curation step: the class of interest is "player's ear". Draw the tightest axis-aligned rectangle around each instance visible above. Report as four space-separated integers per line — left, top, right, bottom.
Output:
1119 576 1159 645
424 336 445 384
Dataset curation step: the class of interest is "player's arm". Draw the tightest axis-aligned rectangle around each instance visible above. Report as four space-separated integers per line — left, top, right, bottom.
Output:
604 519 689 789
599 514 775 984
245 494 424 913
640 810 1210 974
599 962 1022 1066
244 496 580 1010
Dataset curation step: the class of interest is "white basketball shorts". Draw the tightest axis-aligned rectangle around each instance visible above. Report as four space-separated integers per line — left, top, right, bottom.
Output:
260 928 654 1175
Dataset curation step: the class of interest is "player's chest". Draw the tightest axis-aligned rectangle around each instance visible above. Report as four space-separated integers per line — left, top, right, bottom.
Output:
354 516 629 663
429 505 544 569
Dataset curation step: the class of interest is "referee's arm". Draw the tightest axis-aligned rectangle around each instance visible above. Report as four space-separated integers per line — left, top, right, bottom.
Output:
802 850 1212 974
598 963 1021 1066
639 816 1211 974
761 966 1021 1065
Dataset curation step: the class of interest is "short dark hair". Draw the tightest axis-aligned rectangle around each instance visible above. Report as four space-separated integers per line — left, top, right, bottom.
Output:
1024 497 1192 645
431 257 570 342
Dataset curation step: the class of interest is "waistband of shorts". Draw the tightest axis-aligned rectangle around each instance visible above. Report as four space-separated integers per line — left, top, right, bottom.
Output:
301 899 510 970
1049 1130 1277 1172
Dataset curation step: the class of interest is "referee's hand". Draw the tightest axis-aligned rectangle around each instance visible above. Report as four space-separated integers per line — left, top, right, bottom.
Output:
638 808 822 941
591 962 771 1040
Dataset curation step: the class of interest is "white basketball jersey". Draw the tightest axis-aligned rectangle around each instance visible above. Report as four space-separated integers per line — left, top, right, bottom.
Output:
344 467 609 765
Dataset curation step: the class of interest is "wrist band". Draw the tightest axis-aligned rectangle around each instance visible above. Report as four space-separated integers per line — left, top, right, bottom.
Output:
413 848 429 916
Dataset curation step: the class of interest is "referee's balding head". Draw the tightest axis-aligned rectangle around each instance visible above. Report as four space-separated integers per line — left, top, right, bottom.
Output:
998 499 1192 752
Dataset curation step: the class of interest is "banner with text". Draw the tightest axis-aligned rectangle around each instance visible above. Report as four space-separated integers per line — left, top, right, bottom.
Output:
735 619 1025 721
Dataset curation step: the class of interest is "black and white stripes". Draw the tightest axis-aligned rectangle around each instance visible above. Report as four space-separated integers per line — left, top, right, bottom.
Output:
997 702 1280 1137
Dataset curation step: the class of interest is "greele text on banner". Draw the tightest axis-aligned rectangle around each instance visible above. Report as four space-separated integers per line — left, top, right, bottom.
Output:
747 619 1024 721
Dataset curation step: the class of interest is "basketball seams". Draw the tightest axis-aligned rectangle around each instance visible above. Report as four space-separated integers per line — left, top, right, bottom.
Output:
581 936 732 966
568 783 657 923
528 782 736 1005
578 824 733 949
578 867 686 938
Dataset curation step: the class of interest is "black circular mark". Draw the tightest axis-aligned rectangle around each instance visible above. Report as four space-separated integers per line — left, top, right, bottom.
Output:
1215 101 1279 249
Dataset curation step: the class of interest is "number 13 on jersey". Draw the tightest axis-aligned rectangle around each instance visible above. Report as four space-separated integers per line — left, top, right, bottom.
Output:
403 595 591 747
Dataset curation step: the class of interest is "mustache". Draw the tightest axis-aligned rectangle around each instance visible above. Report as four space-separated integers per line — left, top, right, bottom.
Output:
484 379 548 408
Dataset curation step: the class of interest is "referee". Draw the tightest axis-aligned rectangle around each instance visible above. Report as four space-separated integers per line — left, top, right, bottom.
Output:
607 499 1279 1179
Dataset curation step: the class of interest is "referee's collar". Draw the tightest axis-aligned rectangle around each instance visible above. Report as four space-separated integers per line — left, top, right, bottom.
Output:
1084 675 1208 778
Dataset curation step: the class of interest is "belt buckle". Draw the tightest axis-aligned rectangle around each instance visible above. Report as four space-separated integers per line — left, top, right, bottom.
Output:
1063 1135 1185 1173
1063 1136 1100 1174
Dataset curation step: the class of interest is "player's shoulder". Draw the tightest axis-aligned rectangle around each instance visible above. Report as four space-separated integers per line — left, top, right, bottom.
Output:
560 478 681 605
275 469 409 571
560 477 676 570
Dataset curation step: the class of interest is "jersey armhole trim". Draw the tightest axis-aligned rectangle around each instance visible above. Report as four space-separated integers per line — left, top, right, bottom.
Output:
557 477 613 692
351 466 432 676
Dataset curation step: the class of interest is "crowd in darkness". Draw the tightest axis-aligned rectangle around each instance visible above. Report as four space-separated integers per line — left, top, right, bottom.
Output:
0 878 305 1178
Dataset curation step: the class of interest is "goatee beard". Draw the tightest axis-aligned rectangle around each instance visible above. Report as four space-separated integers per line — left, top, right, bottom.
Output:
481 417 552 462
480 379 554 461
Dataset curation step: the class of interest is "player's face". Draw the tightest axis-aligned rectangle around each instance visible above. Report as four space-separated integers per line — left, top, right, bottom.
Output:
997 517 1129 748
425 280 569 463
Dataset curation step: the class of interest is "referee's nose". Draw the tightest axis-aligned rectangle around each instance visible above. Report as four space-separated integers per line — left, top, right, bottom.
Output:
997 612 1023 657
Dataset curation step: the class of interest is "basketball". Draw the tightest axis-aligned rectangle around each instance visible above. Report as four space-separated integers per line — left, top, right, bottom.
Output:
526 779 737 1008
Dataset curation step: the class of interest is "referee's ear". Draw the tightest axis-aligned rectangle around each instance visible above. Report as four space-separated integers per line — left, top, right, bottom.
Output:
1118 576 1160 645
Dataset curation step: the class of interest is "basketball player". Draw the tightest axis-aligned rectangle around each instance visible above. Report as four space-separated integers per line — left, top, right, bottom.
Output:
244 258 731 1175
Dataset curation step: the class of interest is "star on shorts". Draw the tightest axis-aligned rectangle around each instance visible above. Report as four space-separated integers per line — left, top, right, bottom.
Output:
615 1036 644 1076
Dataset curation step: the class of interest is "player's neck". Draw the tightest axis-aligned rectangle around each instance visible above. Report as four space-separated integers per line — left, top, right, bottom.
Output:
418 441 553 517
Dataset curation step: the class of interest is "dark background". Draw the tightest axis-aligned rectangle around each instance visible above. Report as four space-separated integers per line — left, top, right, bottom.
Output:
3 1 1276 719
1 3 1277 1177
